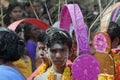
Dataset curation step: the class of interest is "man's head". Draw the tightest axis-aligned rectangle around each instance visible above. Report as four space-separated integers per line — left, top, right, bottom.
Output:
107 22 120 48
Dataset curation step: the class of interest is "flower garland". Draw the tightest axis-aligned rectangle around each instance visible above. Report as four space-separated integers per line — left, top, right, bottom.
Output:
34 63 48 77
47 70 55 80
62 67 71 80
47 66 71 80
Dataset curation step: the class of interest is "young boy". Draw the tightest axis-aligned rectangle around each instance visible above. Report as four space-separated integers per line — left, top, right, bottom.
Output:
34 28 73 80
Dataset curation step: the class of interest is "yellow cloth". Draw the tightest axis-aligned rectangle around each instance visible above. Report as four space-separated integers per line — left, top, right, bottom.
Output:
98 74 114 80
13 56 32 78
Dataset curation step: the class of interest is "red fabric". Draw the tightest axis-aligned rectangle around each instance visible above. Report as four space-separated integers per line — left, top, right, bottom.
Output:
66 59 73 68
8 18 50 31
115 63 120 80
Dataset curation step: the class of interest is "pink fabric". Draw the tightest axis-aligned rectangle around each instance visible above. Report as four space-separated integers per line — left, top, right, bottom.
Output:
93 33 107 53
60 4 90 54
72 54 100 80
8 18 50 31
66 59 73 68
112 7 120 22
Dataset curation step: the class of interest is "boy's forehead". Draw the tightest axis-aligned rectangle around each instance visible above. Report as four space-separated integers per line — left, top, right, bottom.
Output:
50 43 68 49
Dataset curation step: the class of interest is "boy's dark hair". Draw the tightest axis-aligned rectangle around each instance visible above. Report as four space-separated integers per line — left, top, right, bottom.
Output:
107 22 120 42
37 31 46 43
0 27 25 62
45 28 72 51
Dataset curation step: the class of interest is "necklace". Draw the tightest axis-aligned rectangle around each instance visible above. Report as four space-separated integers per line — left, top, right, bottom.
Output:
47 66 71 80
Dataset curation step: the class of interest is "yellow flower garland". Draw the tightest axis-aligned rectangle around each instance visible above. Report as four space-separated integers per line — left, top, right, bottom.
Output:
34 63 71 80
34 63 48 77
47 67 71 80
62 67 71 80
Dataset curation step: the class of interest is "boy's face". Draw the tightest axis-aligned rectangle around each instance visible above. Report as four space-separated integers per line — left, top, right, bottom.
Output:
48 43 69 67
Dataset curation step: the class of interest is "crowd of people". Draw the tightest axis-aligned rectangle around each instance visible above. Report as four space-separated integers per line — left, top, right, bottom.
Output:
0 0 120 80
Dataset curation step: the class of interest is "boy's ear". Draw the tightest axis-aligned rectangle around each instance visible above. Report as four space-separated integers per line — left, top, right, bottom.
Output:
112 37 120 48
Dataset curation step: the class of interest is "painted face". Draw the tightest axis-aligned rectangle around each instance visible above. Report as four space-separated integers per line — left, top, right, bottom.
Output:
48 43 69 67
10 6 23 21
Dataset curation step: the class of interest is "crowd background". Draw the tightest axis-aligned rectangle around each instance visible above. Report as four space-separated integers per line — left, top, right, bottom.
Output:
1 0 119 28
1 0 120 37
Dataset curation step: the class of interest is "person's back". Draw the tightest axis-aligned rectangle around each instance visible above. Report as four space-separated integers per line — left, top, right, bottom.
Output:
0 27 25 80
0 65 25 80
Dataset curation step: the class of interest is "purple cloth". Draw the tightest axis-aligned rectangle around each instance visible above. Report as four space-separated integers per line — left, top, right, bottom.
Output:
112 7 120 22
26 40 37 60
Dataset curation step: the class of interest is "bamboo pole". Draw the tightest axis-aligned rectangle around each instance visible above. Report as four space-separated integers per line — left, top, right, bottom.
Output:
29 0 39 20
0 0 4 27
1 8 3 26
73 0 75 3
98 0 102 20
88 0 114 41
65 0 67 4
44 1 53 25
113 0 117 4
58 0 61 21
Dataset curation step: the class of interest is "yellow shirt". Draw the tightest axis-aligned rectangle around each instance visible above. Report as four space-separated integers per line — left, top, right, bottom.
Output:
13 56 32 78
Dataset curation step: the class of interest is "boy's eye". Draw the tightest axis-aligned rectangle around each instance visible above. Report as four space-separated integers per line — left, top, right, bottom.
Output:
39 47 45 50
61 48 66 52
50 48 67 53
50 49 57 53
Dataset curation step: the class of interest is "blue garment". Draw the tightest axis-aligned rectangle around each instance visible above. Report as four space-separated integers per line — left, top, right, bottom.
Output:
0 65 25 80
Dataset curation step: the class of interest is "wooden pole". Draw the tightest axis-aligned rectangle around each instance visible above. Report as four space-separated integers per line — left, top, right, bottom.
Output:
65 0 67 4
113 0 117 4
0 0 4 27
58 0 61 21
44 1 53 25
98 0 102 20
29 0 39 20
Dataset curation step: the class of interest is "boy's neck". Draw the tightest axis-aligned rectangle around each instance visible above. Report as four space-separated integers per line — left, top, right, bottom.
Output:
51 65 66 74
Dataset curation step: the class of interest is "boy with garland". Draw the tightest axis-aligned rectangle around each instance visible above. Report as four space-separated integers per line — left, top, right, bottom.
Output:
34 28 74 80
